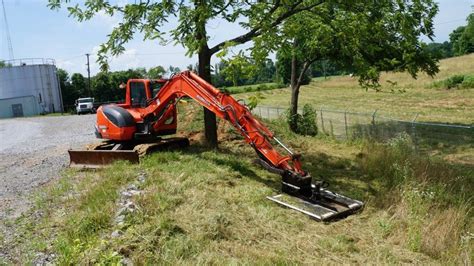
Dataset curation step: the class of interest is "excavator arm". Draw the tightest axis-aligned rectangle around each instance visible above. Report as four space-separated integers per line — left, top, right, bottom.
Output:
141 71 363 220
70 71 363 221
146 72 306 180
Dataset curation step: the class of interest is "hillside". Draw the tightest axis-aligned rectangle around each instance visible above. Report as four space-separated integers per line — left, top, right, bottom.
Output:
243 54 474 124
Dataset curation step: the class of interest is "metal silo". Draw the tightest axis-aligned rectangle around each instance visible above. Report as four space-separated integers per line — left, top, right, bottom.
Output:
0 58 63 118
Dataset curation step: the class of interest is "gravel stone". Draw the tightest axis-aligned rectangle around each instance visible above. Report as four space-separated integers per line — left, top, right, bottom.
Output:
0 114 98 262
0 114 98 220
111 230 122 238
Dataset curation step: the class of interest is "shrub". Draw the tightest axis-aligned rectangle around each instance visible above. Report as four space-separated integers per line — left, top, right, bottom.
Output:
461 75 474 88
256 84 268 91
430 74 474 89
444 75 465 89
286 104 318 136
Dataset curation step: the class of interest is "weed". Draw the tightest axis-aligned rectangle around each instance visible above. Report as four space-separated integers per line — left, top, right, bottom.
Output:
358 134 471 262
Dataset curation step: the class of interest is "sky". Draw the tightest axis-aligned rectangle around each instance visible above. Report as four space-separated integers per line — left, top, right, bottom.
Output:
1 0 473 76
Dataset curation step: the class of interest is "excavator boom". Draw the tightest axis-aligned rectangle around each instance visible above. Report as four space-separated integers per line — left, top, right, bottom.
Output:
69 71 363 221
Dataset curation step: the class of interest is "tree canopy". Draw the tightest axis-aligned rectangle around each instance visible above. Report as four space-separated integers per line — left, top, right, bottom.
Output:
252 0 440 132
48 0 336 146
450 13 474 56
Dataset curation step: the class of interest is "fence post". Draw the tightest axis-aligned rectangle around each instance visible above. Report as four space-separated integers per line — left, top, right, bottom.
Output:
371 109 378 126
344 110 348 140
412 113 419 151
371 109 378 138
259 107 262 117
320 108 325 134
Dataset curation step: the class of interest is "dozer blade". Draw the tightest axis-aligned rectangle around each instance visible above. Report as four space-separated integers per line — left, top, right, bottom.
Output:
268 188 363 221
68 150 139 168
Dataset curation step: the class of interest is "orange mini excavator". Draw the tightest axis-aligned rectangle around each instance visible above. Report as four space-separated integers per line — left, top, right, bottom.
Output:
68 71 363 221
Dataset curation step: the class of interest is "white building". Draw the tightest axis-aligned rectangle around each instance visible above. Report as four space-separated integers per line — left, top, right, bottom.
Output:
0 58 63 118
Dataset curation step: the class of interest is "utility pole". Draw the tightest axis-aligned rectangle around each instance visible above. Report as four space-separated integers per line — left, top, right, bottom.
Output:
85 53 91 96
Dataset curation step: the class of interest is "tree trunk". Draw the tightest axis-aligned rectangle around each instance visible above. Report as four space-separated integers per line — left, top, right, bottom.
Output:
289 56 312 133
195 0 218 148
198 46 218 147
289 52 299 132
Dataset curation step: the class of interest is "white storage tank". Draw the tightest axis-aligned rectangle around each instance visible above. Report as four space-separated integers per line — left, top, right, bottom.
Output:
0 58 63 118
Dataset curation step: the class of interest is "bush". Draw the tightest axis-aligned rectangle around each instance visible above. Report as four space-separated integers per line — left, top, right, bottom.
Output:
430 74 474 89
256 84 268 91
286 104 318 136
444 75 465 89
461 75 474 88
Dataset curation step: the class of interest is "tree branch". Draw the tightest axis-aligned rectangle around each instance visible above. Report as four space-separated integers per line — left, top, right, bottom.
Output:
209 0 324 55
295 58 318 89
211 0 235 16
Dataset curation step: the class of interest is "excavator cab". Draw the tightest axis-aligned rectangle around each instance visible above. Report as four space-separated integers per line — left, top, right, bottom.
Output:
130 81 148 108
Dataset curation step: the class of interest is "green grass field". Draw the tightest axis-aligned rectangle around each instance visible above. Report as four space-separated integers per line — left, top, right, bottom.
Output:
2 55 473 264
238 54 474 124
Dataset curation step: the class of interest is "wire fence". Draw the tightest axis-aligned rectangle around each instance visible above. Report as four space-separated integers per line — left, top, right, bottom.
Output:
252 105 473 153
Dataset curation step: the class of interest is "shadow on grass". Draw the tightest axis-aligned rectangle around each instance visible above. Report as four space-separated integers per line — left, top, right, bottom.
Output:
181 144 280 190
154 134 472 212
299 152 374 201
171 142 374 204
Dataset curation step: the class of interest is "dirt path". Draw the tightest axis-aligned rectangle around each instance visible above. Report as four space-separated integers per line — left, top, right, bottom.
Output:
0 114 98 220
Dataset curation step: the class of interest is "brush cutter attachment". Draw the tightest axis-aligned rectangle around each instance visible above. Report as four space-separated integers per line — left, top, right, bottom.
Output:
268 171 363 221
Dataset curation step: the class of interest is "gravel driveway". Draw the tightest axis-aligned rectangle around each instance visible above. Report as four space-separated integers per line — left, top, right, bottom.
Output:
0 114 98 220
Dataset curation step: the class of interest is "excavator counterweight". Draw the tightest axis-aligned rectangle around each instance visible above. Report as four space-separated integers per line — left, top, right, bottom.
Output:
69 71 363 221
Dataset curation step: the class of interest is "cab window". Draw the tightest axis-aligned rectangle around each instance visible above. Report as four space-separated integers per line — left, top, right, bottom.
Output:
151 82 164 97
130 82 147 107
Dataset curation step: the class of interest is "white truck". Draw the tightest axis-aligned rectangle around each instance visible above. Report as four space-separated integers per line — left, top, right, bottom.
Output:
75 97 95 115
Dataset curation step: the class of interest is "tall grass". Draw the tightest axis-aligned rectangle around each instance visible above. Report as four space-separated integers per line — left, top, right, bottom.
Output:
358 133 472 263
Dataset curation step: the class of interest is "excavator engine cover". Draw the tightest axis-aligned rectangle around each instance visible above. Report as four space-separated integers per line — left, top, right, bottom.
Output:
96 105 136 141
